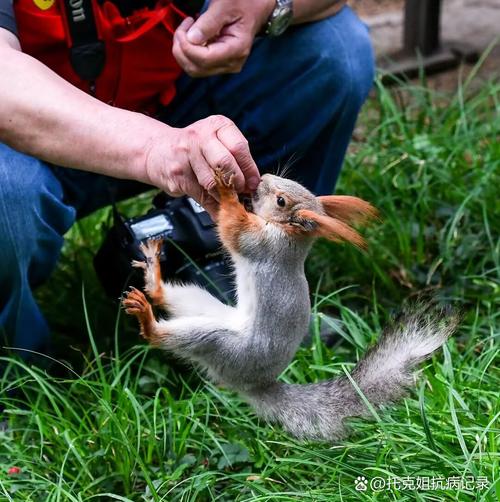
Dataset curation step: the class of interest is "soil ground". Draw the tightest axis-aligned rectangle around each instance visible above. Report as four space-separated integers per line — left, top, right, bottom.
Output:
350 0 500 91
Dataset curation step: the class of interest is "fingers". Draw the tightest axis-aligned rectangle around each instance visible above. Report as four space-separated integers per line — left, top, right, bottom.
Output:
200 192 219 221
177 15 195 34
185 5 226 45
168 149 220 218
200 136 244 192
190 184 219 221
150 117 260 215
179 31 247 71
185 116 260 194
185 131 220 197
166 164 218 219
216 122 260 191
173 14 250 77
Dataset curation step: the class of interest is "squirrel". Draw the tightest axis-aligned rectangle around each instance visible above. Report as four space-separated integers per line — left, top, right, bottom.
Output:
122 170 459 441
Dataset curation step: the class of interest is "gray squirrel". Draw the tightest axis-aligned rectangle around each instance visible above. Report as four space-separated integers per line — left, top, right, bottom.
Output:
122 170 459 441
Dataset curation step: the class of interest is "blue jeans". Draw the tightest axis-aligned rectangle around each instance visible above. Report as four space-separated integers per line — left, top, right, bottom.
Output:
0 6 374 355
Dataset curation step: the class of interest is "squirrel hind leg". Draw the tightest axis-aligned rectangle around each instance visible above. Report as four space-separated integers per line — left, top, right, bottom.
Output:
132 239 166 307
122 287 165 346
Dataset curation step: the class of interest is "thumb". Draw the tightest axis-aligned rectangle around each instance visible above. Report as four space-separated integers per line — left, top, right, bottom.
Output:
187 6 226 45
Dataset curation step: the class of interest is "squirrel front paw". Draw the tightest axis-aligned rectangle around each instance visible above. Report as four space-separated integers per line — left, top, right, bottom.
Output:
122 287 150 316
213 168 237 201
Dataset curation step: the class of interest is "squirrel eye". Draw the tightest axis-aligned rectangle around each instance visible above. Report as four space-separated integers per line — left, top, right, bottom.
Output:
276 196 286 208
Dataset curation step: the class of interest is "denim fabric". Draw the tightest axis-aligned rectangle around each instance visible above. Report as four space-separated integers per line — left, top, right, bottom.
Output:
0 6 374 354
0 146 75 353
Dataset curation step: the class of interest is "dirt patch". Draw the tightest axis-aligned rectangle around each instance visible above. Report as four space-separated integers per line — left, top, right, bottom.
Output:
349 0 403 17
421 45 499 92
350 0 500 92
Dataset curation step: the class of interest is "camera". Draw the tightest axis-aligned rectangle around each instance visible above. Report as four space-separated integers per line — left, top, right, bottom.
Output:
94 193 234 303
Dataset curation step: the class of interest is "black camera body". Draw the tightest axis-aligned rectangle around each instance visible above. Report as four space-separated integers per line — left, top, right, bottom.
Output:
94 193 234 302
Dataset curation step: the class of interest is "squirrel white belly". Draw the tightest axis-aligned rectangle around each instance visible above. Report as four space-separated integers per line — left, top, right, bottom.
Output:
122 170 458 441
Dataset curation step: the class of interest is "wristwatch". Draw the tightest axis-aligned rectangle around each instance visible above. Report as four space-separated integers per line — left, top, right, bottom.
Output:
264 0 294 37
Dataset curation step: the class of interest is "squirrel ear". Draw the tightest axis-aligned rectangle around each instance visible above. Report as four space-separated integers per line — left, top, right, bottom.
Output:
294 209 367 248
317 195 378 225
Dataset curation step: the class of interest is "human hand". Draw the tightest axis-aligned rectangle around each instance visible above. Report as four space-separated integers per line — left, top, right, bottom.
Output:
172 0 275 77
143 115 260 219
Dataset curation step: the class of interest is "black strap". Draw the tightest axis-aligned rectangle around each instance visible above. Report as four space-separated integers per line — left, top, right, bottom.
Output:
60 0 204 82
62 0 105 81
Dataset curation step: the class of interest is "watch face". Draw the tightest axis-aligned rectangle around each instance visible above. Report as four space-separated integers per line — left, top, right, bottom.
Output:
268 1 293 36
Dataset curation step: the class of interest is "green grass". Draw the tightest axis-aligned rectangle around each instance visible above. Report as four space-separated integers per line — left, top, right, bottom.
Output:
1 67 499 500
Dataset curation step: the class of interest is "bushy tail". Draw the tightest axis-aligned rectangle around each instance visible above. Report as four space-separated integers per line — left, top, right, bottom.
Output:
245 305 459 441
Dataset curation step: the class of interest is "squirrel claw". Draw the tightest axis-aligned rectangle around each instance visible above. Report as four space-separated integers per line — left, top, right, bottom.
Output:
213 168 237 201
213 168 233 188
121 287 149 315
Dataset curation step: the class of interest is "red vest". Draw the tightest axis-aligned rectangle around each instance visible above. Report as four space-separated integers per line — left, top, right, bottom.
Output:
14 0 188 114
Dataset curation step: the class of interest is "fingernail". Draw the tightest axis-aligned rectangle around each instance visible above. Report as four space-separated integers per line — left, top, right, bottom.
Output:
187 27 204 45
179 16 194 29
248 176 261 190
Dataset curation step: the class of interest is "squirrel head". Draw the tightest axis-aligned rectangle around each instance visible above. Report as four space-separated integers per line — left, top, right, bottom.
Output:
250 174 378 248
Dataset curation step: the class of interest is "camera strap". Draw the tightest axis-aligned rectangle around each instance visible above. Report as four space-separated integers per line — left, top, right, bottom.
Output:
59 0 105 81
59 0 204 82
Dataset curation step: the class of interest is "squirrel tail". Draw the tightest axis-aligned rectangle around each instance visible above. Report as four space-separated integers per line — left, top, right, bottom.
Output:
245 304 459 441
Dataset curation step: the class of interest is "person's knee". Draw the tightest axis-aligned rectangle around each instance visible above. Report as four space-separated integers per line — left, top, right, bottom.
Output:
306 7 375 113
0 144 75 284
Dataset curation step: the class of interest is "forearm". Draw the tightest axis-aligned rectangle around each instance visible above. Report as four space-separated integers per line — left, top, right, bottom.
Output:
0 40 166 184
292 0 346 24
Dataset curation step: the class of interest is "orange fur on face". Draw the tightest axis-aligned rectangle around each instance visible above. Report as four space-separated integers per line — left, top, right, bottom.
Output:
317 195 378 225
295 209 367 248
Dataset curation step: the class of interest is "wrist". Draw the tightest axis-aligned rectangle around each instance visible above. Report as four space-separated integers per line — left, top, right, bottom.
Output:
253 0 277 36
118 111 174 187
138 119 190 194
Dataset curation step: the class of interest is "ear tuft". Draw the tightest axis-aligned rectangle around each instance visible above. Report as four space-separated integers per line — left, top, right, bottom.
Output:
317 195 378 225
295 209 367 248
